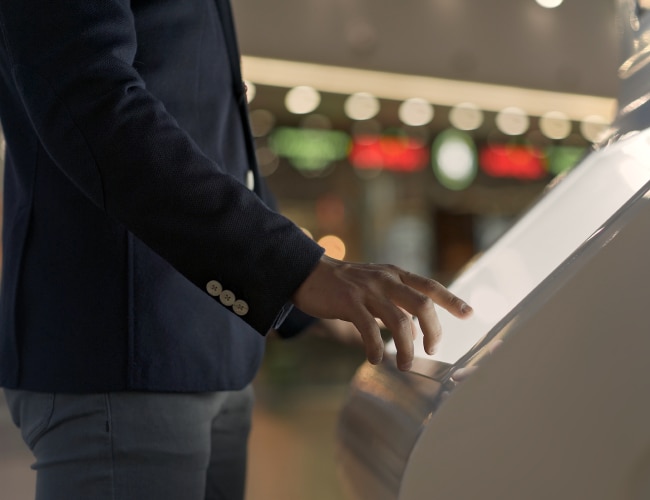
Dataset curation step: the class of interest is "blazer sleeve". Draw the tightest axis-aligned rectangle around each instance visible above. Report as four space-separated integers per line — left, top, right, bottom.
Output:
257 179 319 337
0 0 324 334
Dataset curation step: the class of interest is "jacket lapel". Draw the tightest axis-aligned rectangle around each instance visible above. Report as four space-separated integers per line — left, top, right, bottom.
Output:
212 0 262 193
213 0 244 90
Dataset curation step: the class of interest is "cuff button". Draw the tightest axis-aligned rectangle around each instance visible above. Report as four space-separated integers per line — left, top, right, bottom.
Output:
220 290 236 306
233 300 249 316
206 280 223 297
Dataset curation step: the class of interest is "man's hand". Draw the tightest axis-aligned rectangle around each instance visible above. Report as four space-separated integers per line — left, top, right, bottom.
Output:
292 255 472 371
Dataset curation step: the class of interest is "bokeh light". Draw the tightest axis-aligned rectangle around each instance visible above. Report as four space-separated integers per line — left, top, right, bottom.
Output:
432 129 478 190
539 111 571 140
580 115 609 143
344 92 381 121
285 86 321 115
535 0 563 8
317 235 346 260
449 102 484 131
269 127 351 172
496 107 530 136
398 98 434 127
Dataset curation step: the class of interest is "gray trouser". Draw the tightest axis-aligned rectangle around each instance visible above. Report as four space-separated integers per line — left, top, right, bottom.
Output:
3 386 254 500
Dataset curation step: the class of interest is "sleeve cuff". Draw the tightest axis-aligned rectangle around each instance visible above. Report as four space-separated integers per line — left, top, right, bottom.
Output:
274 306 318 339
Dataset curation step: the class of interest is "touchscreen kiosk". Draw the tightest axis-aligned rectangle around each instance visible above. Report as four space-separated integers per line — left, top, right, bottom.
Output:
338 2 650 499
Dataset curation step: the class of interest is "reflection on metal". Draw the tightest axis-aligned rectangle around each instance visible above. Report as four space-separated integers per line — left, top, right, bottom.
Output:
337 361 444 500
607 1 650 138
619 90 650 115
338 1 650 498
616 0 650 81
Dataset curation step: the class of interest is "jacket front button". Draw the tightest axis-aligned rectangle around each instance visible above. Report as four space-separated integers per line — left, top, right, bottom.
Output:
206 280 223 297
233 300 249 316
220 290 236 306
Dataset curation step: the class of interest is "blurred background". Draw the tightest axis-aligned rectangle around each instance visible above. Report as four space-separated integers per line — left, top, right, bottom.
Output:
0 0 621 498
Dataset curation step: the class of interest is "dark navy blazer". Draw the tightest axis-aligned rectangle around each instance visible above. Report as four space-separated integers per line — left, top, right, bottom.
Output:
0 0 324 392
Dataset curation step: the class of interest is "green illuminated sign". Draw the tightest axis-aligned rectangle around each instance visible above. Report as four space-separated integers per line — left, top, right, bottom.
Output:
269 127 351 171
545 146 586 175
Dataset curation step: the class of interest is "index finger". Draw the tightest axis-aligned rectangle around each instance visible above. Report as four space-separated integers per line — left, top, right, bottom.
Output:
401 272 473 318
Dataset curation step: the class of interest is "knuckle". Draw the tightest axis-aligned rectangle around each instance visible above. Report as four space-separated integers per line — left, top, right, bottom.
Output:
412 293 435 312
359 316 378 334
424 279 443 294
377 269 395 282
383 263 401 273
394 312 413 332
418 292 434 307
447 295 463 309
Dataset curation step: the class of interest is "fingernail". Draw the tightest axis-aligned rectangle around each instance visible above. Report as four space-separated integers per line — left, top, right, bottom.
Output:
426 346 435 355
461 303 473 315
400 362 412 371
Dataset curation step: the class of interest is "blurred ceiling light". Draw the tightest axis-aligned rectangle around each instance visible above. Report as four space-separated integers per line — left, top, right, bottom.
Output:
398 97 434 126
241 56 615 122
285 85 321 114
344 92 380 120
496 106 530 136
244 80 256 103
449 102 484 131
535 0 563 7
539 111 571 140
580 115 610 143
317 235 346 260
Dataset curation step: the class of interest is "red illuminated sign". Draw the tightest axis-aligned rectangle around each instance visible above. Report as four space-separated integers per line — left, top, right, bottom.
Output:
350 135 429 172
479 144 547 180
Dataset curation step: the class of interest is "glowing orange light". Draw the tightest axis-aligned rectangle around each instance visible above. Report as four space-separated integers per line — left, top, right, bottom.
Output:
317 235 346 260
